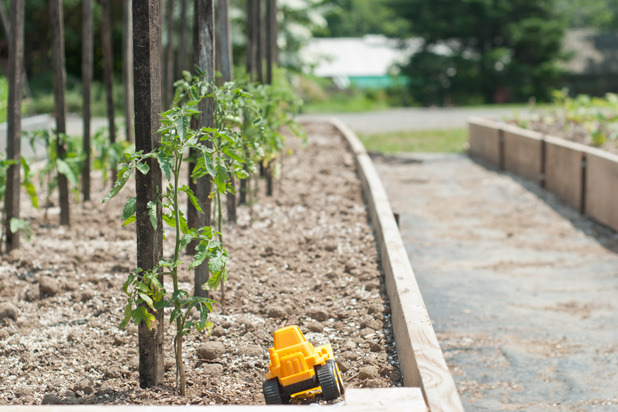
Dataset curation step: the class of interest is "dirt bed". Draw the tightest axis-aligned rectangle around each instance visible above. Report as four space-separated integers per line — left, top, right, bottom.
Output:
0 122 402 405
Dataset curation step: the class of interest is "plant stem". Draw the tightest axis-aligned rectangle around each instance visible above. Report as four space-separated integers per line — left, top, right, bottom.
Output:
172 154 186 395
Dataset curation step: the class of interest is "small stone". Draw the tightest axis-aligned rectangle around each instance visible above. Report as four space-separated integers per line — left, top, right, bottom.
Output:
112 336 126 346
239 345 263 358
366 304 383 315
0 302 18 321
370 342 382 352
361 319 383 331
343 351 359 361
358 365 380 380
24 287 40 302
96 382 115 396
323 242 338 252
362 378 383 388
80 288 94 302
344 261 356 273
308 308 328 322
306 321 324 332
63 281 79 291
41 393 61 405
197 341 225 360
14 385 34 398
343 339 356 350
39 277 60 297
211 326 225 337
266 306 287 319
73 378 94 395
0 328 11 341
200 363 224 375
336 360 349 373
60 389 77 400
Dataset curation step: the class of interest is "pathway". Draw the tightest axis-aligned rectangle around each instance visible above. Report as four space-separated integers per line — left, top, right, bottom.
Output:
371 152 618 410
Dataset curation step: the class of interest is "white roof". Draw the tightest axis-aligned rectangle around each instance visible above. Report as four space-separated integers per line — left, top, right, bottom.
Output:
301 35 420 77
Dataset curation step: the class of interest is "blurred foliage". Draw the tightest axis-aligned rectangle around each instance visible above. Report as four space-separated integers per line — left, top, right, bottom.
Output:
314 0 409 38
557 0 618 29
385 0 567 106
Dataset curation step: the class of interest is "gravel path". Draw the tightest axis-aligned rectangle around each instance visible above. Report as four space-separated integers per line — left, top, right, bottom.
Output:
372 152 618 411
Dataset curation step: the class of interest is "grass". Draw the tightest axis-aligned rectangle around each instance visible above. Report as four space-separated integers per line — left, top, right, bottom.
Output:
358 128 468 153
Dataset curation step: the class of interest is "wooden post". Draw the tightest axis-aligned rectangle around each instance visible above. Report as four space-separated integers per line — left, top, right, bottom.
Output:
216 0 236 223
123 0 135 144
49 0 70 226
193 0 215 297
176 0 189 79
266 0 276 85
264 0 276 196
255 0 263 83
133 0 165 388
164 0 175 108
4 0 24 252
101 0 117 181
246 0 256 81
82 0 93 202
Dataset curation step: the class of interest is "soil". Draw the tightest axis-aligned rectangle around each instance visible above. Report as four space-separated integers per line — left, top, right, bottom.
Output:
0 122 402 405
508 118 618 156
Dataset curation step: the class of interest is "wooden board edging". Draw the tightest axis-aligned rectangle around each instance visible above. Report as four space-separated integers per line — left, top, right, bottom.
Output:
328 117 464 412
468 117 618 232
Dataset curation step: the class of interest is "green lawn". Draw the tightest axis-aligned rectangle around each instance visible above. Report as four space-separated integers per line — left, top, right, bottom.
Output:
358 128 468 153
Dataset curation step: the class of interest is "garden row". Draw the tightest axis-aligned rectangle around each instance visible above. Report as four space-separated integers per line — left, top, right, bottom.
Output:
468 117 618 232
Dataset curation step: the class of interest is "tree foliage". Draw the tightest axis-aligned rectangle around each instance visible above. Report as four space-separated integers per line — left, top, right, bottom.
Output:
387 0 567 105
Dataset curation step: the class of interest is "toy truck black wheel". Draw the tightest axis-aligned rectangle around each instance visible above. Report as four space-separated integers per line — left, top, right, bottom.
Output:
263 378 287 404
316 359 343 401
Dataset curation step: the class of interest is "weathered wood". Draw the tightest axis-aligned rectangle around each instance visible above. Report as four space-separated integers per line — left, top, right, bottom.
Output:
255 0 263 83
266 0 276 85
331 117 464 412
193 0 215 297
49 0 70 226
82 0 93 202
123 0 135 144
246 0 256 81
176 0 190 79
101 0 116 154
133 0 165 388
4 0 25 252
215 0 236 222
164 0 175 108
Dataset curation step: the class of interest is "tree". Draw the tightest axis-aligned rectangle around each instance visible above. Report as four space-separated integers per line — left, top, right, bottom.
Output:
387 0 566 105
317 0 409 38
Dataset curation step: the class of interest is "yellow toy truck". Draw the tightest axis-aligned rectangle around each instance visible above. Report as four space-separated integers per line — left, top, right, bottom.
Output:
263 325 344 404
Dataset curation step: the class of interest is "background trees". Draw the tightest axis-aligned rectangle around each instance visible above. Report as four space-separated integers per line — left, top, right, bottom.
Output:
386 0 566 105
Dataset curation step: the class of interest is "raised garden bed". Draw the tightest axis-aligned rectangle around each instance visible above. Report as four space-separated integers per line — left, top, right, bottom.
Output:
0 122 402 405
468 117 618 232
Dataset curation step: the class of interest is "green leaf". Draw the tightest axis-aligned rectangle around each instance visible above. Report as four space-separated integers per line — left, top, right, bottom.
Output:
122 215 136 227
179 234 194 251
122 197 137 221
180 186 203 213
56 158 78 186
104 166 133 203
9 218 32 240
189 246 208 269
203 152 215 177
136 161 150 175
139 293 155 310
170 308 181 323
157 152 174 181
222 146 245 163
175 112 190 142
147 201 158 230
214 164 228 193
208 249 228 275
162 213 176 227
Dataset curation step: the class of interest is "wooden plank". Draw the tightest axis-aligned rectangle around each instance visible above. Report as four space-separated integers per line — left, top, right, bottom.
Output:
49 0 70 226
345 388 427 410
215 0 237 223
82 0 93 201
123 0 135 144
330 117 464 412
101 0 117 160
4 0 25 252
132 0 165 388
193 0 215 297
176 0 190 79
265 0 276 85
164 0 175 108
255 0 263 83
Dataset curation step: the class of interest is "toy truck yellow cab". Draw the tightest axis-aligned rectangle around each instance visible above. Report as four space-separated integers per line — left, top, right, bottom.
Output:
263 325 344 404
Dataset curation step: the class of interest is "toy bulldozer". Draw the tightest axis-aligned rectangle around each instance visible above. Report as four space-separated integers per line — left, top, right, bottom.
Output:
263 325 344 404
